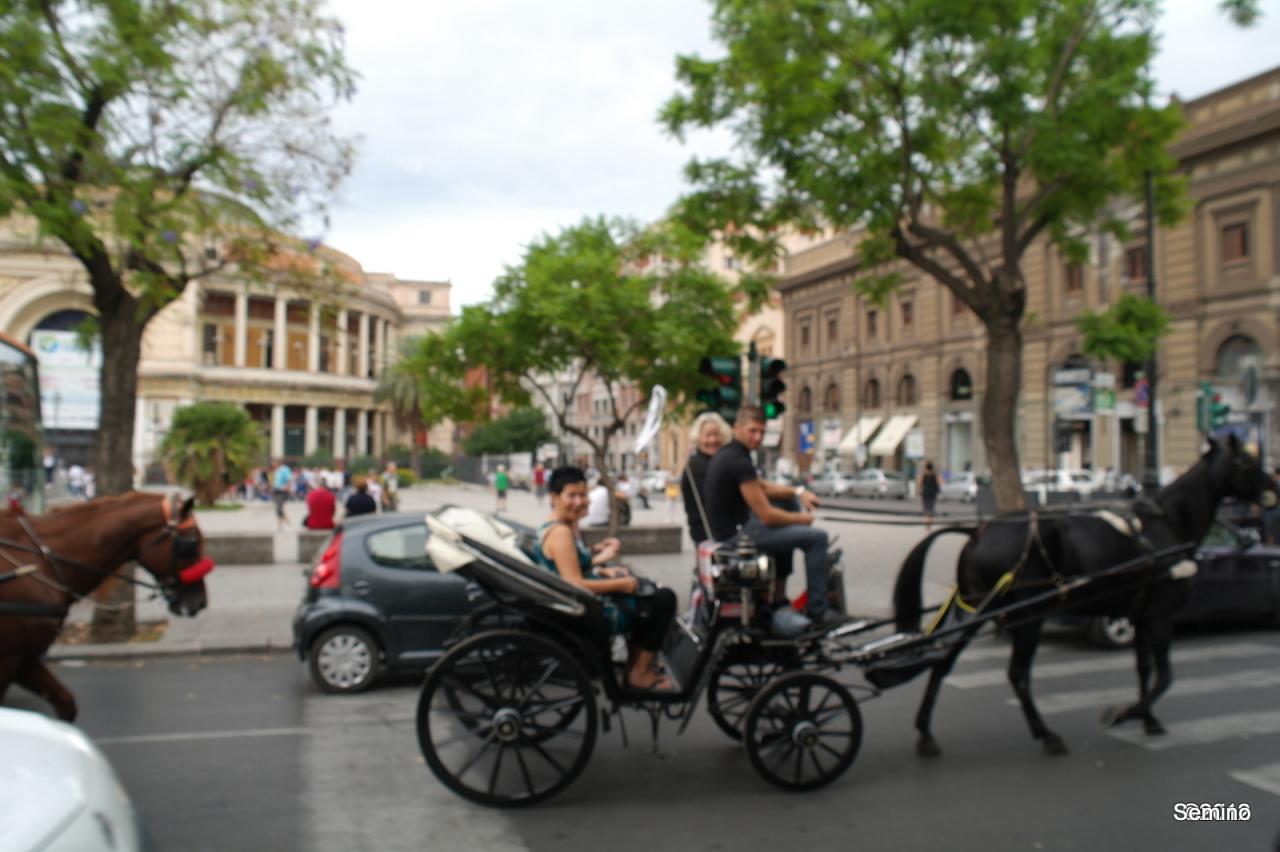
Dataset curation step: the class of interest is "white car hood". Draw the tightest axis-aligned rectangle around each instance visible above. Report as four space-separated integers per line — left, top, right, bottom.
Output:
0 708 142 852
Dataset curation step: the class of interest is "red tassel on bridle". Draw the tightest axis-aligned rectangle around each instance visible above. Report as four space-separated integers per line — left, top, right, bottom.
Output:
178 557 215 584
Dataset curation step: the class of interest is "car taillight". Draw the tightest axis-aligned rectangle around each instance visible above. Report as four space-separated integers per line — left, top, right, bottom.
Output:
310 532 343 590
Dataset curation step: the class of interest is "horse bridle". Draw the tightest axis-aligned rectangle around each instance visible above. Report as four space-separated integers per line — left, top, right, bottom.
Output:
1 495 213 609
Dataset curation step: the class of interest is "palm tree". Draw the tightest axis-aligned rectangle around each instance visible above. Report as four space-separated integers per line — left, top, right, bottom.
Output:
160 402 265 505
376 336 428 475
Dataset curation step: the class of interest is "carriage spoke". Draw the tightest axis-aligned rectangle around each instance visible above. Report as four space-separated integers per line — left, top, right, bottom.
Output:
430 720 495 750
792 744 804 784
527 737 568 775
517 659 562 711
523 722 586 741
514 742 537 798
808 749 827 779
488 743 507 797
442 672 500 710
817 742 845 760
454 731 498 779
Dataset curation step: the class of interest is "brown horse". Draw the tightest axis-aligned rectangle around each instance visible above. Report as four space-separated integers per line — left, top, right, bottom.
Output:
0 492 212 721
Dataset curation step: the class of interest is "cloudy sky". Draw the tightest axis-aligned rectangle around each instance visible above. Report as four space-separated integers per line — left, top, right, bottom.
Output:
322 1 1280 310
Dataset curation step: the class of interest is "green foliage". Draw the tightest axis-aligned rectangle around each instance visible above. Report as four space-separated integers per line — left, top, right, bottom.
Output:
1075 293 1171 365
302 447 334 469
418 448 451 479
662 0 1255 511
349 454 380 476
384 443 414 468
377 338 429 429
0 0 355 500
462 408 553 457
160 402 264 505
395 468 417 489
406 217 739 475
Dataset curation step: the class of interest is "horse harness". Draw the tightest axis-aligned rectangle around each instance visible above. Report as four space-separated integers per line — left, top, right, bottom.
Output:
0 495 213 619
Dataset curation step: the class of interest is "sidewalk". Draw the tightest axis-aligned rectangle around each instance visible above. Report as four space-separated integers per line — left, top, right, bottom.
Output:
49 481 941 660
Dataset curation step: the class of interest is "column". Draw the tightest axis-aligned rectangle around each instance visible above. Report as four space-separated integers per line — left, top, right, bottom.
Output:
357 313 370 378
304 405 318 455
333 408 347 460
271 404 285 458
373 411 385 457
234 290 248 367
355 409 368 457
308 302 320 372
372 317 385 378
336 309 349 376
273 297 287 370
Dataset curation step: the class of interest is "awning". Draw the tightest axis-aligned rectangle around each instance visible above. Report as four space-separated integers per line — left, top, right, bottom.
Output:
837 416 883 455
868 414 919 457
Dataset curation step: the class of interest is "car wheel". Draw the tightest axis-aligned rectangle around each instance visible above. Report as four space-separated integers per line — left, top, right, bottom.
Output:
1087 616 1135 649
309 625 382 693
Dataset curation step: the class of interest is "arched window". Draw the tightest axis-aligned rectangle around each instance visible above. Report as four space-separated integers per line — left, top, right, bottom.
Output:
798 385 813 414
1215 335 1261 380
823 382 841 412
897 374 917 407
949 369 973 401
863 378 881 409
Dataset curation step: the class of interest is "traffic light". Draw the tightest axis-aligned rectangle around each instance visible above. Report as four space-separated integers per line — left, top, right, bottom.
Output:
697 356 742 422
760 357 787 419
1210 393 1231 429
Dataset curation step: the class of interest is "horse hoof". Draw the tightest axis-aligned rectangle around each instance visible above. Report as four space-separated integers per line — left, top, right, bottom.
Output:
917 738 942 758
1042 736 1069 756
1143 719 1167 736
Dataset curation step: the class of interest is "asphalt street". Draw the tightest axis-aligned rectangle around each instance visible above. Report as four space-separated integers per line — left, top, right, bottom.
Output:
9 627 1280 852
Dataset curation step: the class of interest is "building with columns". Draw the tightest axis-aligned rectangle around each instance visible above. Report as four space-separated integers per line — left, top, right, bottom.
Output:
777 65 1280 482
0 218 449 480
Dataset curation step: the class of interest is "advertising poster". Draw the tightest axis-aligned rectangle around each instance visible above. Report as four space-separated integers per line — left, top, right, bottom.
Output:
30 330 101 430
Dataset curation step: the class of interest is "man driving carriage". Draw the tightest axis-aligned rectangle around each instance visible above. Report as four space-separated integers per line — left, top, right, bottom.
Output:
704 406 843 626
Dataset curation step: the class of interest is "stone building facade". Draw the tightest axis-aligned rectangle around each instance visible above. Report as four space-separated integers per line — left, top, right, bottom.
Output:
778 66 1280 481
0 220 452 479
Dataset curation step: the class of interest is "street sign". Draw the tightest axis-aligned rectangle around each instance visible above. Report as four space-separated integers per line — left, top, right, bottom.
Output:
1134 378 1150 408
1095 389 1116 413
798 419 815 453
905 429 925 460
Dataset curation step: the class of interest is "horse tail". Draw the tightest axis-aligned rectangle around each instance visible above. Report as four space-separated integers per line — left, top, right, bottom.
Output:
894 526 979 633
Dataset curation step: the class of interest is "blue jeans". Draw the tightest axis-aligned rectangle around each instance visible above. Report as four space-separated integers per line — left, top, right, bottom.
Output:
743 516 830 617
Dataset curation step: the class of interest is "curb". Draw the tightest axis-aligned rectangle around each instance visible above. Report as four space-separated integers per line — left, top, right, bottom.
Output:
49 637 295 662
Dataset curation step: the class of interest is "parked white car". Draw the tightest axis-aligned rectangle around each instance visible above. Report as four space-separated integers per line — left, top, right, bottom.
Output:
0 707 150 851
940 471 979 502
1022 469 1096 501
810 471 855 497
849 468 910 499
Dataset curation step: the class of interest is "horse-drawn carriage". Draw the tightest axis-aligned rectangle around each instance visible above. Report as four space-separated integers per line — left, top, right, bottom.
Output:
414 437 1280 807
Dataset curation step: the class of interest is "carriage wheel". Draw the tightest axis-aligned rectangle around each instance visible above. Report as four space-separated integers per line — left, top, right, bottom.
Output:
743 671 862 792
707 650 794 741
418 630 597 807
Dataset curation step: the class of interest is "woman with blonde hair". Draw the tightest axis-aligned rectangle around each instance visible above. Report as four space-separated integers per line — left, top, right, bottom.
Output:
680 412 732 546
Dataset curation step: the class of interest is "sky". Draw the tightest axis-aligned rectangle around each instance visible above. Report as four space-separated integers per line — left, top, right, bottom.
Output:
321 1 1280 311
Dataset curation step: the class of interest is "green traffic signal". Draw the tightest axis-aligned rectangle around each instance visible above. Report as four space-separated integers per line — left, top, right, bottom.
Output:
1210 394 1231 428
760 356 787 419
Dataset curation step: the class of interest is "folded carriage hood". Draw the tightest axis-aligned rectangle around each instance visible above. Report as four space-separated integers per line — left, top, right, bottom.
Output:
0 708 143 852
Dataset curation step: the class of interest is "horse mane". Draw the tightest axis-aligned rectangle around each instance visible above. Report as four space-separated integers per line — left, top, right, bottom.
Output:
0 492 161 537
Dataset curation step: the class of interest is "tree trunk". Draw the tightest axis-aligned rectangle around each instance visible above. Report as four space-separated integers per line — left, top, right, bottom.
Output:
981 310 1027 514
89 292 144 642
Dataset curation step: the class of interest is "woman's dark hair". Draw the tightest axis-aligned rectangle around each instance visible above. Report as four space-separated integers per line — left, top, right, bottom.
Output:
548 465 587 494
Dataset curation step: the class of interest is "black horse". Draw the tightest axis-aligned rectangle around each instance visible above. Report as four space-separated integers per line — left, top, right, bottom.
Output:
892 435 1279 758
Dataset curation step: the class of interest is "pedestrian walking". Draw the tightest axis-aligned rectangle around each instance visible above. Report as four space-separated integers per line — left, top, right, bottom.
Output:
533 462 547 505
271 458 293 529
494 464 510 513
382 461 399 512
919 460 941 533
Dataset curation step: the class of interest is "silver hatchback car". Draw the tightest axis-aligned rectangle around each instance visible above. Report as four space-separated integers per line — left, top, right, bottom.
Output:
849 468 910 499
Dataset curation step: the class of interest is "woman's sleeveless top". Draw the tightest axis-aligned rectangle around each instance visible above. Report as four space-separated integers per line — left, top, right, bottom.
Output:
532 521 630 635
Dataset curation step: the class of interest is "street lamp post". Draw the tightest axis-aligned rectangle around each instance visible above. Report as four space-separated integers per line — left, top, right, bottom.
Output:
1142 165 1160 494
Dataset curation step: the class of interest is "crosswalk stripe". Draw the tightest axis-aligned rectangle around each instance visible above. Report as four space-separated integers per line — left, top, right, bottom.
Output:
1229 762 1280 797
1107 710 1280 751
1003 667 1280 715
947 642 1275 689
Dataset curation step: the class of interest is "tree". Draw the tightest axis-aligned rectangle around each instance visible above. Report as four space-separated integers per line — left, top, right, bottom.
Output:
160 402 264 506
407 216 739 531
1076 292 1170 366
662 0 1258 512
0 0 355 638
462 407 554 457
376 336 429 476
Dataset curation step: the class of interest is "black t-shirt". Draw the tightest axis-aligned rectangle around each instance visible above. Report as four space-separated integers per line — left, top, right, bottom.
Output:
680 451 715 544
345 491 377 517
922 472 940 498
703 440 759 542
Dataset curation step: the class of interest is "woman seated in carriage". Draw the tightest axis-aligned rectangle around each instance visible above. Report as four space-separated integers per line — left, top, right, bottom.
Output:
532 465 677 690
